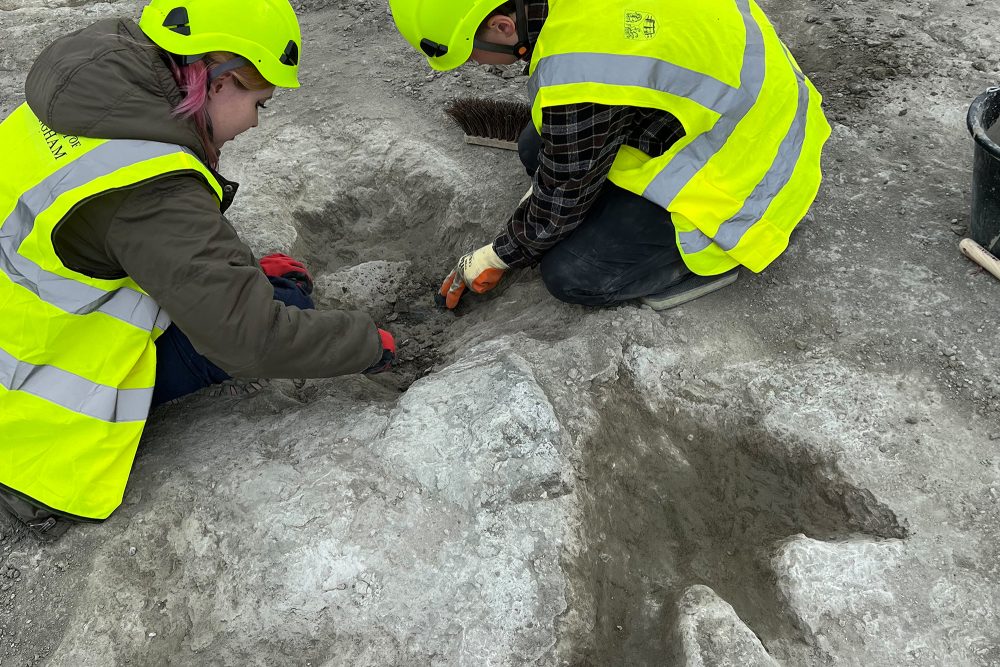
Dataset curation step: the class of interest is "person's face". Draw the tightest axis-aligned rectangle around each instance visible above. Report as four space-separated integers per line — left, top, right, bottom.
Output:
205 74 274 148
469 13 520 66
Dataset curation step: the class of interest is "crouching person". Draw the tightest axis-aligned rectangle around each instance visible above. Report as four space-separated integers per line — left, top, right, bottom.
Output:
0 0 396 541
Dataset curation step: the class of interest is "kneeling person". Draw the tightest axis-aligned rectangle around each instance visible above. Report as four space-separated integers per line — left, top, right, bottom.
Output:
389 0 831 310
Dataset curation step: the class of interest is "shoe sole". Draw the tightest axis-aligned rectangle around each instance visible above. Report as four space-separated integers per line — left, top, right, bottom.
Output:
640 271 739 311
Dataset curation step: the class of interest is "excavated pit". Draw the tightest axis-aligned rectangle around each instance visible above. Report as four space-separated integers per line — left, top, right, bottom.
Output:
559 384 908 666
283 158 483 390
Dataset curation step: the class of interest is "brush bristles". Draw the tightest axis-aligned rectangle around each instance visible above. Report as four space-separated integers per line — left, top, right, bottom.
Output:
445 98 532 142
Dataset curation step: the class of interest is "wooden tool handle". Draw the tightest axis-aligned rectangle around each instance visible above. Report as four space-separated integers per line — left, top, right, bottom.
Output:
960 238 1000 281
463 136 518 151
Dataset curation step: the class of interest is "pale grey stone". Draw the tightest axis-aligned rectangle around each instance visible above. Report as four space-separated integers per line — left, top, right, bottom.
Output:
668 585 779 667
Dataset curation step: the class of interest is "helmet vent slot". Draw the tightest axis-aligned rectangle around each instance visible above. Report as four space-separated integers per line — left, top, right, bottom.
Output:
280 40 299 66
162 7 191 36
419 39 448 58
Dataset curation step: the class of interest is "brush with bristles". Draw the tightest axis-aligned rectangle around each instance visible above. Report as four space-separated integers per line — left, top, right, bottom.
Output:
444 98 532 150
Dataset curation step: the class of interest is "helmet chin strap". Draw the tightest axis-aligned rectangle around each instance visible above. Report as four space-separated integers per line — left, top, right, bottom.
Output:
472 0 531 60
208 56 250 80
169 54 249 80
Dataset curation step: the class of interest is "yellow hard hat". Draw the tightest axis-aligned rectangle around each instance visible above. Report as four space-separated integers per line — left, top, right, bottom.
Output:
139 0 302 88
388 0 529 71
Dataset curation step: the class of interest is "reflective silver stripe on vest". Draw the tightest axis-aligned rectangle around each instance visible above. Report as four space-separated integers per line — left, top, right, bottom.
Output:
526 52 740 115
642 0 764 208
154 308 172 333
528 0 812 256
0 140 188 332
0 345 151 423
679 43 811 253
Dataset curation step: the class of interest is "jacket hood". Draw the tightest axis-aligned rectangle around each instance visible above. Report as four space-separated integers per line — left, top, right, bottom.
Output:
25 18 207 162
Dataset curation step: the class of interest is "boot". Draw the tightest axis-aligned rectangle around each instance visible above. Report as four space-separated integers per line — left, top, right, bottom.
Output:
640 268 739 311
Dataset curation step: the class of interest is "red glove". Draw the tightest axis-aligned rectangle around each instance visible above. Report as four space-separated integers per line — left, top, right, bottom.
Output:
260 253 313 294
363 328 396 374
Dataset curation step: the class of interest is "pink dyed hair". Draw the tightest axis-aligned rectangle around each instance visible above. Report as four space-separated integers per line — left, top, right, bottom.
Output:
168 59 218 167
167 52 271 169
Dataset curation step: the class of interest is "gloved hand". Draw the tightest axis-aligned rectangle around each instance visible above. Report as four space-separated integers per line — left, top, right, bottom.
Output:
260 253 313 295
363 328 396 374
437 244 508 309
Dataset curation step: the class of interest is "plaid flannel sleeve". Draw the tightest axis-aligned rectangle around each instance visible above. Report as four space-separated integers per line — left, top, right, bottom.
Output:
493 103 631 268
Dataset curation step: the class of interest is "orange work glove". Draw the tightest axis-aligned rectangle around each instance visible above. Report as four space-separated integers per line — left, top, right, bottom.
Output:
437 244 508 309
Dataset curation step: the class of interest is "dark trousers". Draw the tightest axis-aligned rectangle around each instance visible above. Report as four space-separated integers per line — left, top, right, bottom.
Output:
151 277 313 408
518 124 690 306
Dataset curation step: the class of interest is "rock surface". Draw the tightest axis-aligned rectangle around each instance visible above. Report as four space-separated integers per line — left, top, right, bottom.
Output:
1 0 999 665
667 585 778 667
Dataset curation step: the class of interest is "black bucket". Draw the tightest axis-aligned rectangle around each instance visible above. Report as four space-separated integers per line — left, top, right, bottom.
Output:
967 87 1000 253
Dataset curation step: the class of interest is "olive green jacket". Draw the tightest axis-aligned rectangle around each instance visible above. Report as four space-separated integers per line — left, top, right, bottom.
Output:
24 18 381 378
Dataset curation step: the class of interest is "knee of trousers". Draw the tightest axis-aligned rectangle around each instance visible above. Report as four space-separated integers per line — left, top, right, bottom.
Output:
539 252 615 306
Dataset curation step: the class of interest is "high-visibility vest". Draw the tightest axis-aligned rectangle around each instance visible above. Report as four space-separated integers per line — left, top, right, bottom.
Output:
0 103 221 521
527 0 831 275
